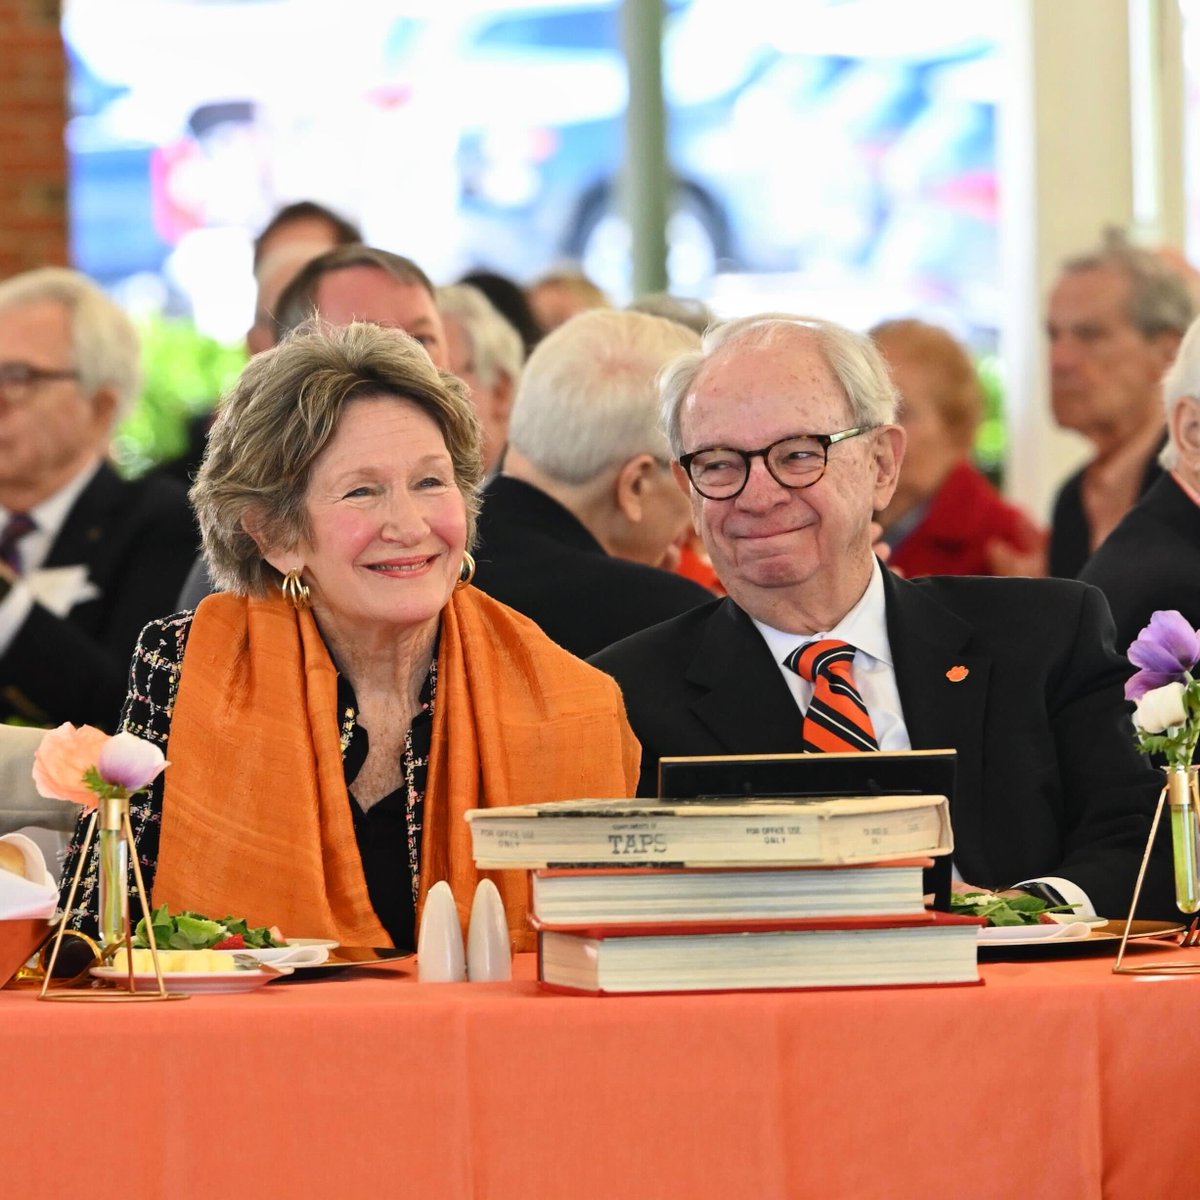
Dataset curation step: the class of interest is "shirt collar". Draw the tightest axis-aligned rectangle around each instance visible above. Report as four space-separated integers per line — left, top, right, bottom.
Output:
752 558 893 669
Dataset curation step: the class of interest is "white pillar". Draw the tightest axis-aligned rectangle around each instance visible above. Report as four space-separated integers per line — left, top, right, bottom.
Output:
999 0 1186 523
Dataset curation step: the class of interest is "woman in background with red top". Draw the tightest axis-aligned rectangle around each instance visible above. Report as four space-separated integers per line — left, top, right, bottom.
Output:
872 318 1044 578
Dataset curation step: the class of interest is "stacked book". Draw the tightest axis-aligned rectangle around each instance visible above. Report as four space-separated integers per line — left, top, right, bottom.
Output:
466 793 982 995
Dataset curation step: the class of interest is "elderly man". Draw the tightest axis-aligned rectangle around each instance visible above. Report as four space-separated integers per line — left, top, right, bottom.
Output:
0 268 196 729
1081 314 1200 649
1045 234 1193 577
274 244 448 367
591 314 1172 919
436 283 524 476
471 309 712 658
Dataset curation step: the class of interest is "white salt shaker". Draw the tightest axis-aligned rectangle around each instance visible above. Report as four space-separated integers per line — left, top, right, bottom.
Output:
466 878 512 982
417 880 466 982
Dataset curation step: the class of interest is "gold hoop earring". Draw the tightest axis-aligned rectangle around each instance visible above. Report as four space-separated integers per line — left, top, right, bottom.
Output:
456 552 476 590
281 568 311 610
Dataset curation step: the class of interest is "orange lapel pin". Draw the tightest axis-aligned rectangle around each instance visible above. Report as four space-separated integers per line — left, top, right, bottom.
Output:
945 665 969 683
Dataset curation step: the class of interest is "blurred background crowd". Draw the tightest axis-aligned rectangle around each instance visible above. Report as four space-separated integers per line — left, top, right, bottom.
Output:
3 0 1200 735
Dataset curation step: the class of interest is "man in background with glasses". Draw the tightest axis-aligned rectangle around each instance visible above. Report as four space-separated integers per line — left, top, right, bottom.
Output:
0 268 196 730
592 314 1173 920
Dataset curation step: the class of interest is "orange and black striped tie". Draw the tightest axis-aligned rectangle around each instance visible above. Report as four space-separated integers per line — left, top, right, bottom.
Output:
785 638 879 753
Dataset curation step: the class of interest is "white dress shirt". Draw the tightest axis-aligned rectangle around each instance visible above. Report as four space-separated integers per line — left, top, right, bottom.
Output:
751 559 909 751
749 558 1094 915
0 459 103 656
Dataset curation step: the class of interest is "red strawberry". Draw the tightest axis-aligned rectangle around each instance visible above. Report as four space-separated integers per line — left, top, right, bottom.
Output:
213 933 246 950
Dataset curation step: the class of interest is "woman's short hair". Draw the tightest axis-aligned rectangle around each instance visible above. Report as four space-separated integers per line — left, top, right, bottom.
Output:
192 321 483 596
870 318 984 450
509 308 699 484
0 267 141 422
659 314 898 456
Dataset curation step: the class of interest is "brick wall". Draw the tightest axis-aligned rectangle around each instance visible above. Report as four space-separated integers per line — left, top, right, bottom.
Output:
0 0 68 280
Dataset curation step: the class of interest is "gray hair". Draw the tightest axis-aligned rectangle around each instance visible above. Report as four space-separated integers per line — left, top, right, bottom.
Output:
435 284 525 389
659 313 899 456
627 292 715 337
1061 229 1194 339
1161 313 1200 468
192 321 483 595
274 244 437 338
508 308 699 484
0 267 141 422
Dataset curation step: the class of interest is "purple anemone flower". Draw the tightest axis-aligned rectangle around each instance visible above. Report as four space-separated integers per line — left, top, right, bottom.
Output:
97 731 167 793
1125 611 1200 701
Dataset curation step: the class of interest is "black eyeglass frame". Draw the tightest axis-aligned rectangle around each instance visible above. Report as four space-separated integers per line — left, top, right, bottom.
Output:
678 426 875 500
0 361 81 400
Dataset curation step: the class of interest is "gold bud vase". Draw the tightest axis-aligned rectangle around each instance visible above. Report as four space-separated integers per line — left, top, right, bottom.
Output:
97 794 131 952
1167 765 1200 915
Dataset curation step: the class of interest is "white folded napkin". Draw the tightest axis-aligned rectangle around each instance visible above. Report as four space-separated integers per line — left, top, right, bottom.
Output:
239 944 331 967
0 833 57 919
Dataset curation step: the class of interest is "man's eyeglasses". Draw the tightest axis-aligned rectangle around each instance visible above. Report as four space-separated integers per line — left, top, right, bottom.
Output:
0 361 80 403
678 427 874 500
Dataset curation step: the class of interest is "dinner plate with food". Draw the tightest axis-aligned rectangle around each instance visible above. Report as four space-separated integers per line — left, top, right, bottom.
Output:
91 948 280 994
952 890 1184 953
88 906 408 990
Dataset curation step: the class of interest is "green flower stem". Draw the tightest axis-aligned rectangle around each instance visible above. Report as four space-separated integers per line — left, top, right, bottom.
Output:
1167 768 1200 915
96 794 131 951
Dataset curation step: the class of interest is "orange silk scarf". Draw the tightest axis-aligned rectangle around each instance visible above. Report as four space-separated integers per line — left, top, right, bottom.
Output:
152 588 640 951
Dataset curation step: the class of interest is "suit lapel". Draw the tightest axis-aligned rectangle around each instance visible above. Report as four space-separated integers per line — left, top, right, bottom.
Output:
883 569 994 881
686 600 808 756
42 463 123 570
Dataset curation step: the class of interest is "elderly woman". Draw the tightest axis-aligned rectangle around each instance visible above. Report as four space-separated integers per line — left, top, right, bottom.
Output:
59 322 639 951
871 319 1043 578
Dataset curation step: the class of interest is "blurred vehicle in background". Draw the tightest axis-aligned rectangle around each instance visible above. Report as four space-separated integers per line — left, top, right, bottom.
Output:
63 0 1000 340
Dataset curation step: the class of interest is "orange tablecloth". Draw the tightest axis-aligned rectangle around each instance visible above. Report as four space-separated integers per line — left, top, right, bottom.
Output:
3 946 1198 1199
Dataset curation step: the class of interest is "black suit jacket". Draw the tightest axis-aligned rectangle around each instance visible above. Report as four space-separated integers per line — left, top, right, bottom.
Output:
472 475 713 659
0 464 198 730
591 568 1173 918
1049 446 1163 578
1078 474 1200 651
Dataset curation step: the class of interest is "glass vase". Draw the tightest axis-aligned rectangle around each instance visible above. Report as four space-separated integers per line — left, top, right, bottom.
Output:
97 794 131 951
1167 765 1200 914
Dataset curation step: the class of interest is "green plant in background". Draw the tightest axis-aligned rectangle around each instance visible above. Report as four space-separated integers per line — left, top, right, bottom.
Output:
112 314 245 479
973 352 1007 489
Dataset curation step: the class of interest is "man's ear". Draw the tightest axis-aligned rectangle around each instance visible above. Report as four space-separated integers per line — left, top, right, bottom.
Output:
672 459 701 532
492 370 515 423
671 459 690 496
1171 395 1200 468
613 454 659 524
871 424 906 512
89 385 120 437
1152 329 1185 373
